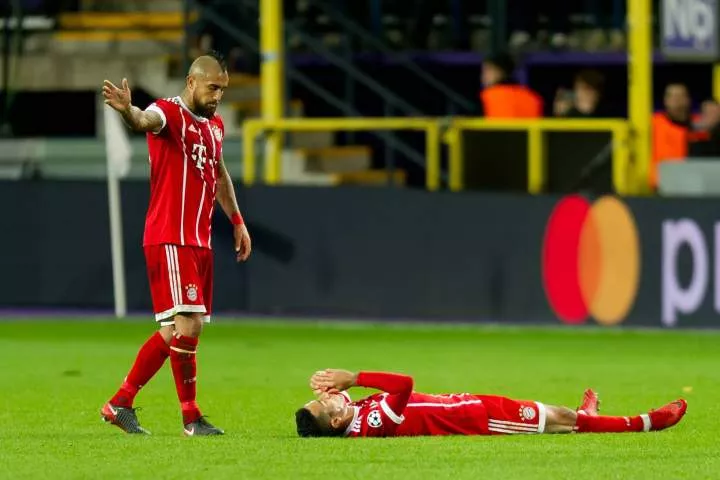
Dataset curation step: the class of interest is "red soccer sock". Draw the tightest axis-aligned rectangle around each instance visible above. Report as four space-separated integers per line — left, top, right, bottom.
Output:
575 412 651 433
110 332 170 408
170 333 202 424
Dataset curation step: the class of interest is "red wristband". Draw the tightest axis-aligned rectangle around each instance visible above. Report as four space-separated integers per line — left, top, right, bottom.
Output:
231 212 244 226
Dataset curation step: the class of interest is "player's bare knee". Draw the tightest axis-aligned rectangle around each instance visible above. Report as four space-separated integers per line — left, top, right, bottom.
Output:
561 406 577 424
173 313 204 337
544 406 577 434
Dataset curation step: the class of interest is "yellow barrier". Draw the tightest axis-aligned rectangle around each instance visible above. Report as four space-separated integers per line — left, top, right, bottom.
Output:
242 117 441 190
445 118 631 194
252 0 642 195
260 0 285 184
243 117 631 194
628 0 652 196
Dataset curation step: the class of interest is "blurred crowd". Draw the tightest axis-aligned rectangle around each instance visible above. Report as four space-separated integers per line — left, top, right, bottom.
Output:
9 0 665 53
6 0 716 191
479 53 720 189
388 0 630 51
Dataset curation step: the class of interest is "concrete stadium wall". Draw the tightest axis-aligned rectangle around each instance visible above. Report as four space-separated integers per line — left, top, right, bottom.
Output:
2 181 719 329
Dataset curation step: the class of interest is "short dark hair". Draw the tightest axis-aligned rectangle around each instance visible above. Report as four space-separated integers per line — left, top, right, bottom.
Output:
575 69 605 93
204 50 228 71
295 408 343 438
484 52 515 77
665 82 689 93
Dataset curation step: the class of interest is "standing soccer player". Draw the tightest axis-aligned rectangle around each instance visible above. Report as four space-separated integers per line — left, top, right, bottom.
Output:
100 53 251 436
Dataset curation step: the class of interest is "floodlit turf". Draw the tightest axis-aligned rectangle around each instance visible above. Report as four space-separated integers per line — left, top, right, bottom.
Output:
0 318 718 479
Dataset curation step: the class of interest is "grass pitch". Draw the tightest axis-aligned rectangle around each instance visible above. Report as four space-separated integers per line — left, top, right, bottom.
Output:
0 318 717 479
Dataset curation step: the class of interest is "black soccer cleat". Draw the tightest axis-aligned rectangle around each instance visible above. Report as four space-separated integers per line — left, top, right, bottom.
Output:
101 402 151 435
183 416 224 436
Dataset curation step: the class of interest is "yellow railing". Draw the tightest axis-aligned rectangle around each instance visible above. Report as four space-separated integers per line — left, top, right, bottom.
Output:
243 117 632 194
250 0 646 195
445 118 632 194
242 117 441 189
628 0 652 195
251 0 649 195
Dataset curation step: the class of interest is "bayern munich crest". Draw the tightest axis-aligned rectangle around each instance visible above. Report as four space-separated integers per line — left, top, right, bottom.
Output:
367 410 383 428
185 284 198 302
212 125 223 141
519 406 536 421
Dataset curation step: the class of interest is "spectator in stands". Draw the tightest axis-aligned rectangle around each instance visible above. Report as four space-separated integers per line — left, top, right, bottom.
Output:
479 52 543 118
651 83 710 189
687 99 720 157
553 69 608 118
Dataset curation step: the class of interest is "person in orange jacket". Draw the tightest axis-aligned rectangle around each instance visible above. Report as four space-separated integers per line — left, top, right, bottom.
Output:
651 83 708 189
479 52 543 118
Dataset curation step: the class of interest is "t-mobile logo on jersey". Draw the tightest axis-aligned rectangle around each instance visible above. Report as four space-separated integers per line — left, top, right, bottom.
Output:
191 144 208 170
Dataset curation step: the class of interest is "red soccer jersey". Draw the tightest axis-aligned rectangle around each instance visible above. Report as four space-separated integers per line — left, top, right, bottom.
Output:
143 96 224 249
345 391 489 437
341 372 546 437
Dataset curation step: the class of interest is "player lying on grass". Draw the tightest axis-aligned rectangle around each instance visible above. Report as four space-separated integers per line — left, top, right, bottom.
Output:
296 369 687 437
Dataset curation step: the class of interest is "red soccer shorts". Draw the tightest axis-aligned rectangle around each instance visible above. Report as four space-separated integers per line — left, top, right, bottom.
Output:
479 395 547 434
144 244 213 326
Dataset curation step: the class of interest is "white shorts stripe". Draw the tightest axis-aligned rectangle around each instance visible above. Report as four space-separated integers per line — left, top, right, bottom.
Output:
164 245 179 305
488 419 539 429
488 421 538 432
488 426 536 435
170 245 182 303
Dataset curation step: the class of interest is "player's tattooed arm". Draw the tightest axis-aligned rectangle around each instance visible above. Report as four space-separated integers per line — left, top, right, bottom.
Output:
215 154 242 219
102 78 164 133
120 106 163 133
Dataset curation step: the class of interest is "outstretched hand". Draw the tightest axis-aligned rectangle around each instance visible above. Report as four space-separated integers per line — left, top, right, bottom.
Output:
103 78 132 113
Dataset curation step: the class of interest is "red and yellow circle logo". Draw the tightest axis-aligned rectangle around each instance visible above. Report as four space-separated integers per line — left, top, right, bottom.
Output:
542 195 641 325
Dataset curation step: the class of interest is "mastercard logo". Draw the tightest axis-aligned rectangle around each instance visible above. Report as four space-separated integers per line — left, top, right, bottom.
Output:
542 195 641 325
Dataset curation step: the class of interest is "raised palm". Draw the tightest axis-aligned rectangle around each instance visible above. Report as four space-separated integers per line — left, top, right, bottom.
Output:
103 78 132 112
